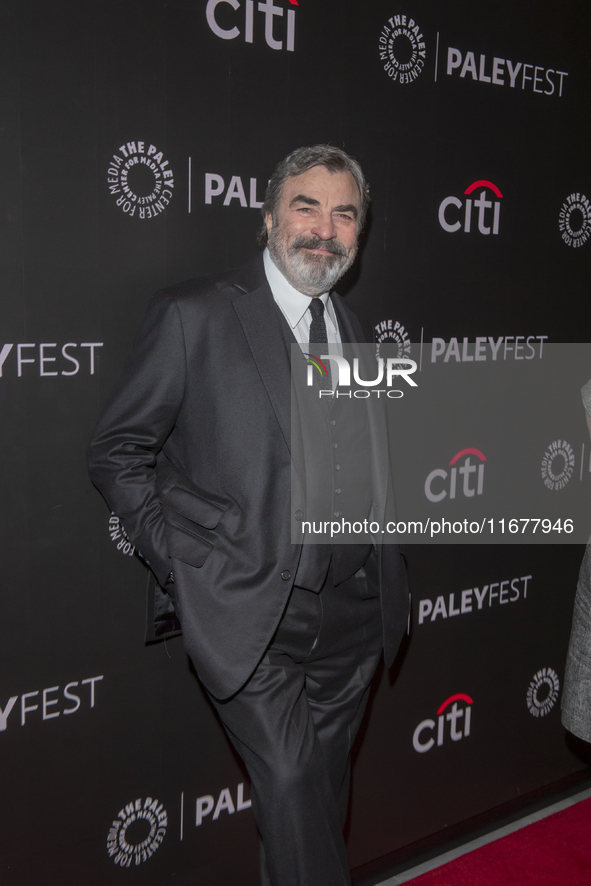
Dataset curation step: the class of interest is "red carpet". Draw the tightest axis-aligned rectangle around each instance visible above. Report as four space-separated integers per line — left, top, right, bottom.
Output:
407 796 591 885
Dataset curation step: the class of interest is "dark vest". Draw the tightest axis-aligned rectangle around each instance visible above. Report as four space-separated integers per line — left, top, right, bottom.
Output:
288 332 373 590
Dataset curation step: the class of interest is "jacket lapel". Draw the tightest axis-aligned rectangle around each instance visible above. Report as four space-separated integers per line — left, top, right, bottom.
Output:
230 262 367 455
331 293 391 522
232 276 293 453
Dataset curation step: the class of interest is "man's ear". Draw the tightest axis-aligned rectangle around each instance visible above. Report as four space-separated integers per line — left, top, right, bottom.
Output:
265 213 273 234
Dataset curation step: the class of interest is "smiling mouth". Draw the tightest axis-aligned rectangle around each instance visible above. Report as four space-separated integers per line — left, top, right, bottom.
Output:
292 236 347 258
299 248 341 263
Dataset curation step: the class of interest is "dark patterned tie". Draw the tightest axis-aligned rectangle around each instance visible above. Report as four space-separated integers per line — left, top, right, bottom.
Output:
308 297 331 387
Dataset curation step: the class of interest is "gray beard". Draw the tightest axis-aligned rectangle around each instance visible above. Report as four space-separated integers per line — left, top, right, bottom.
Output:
268 230 357 297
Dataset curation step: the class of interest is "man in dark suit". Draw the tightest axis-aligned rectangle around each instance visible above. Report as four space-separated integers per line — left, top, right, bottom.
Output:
88 145 409 886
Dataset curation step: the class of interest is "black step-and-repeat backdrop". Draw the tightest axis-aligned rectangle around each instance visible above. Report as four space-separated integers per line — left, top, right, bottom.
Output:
1 0 590 883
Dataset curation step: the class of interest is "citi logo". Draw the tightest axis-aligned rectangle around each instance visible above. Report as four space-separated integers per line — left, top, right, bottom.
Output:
413 693 473 753
438 180 502 235
206 0 297 52
425 448 486 503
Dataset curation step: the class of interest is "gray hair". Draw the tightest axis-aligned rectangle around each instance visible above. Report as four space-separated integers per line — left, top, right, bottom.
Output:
258 145 370 247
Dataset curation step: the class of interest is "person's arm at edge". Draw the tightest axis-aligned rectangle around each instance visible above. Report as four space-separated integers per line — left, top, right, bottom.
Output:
583 379 591 443
86 291 186 586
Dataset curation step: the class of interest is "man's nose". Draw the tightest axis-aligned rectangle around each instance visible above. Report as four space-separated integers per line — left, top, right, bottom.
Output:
311 213 336 240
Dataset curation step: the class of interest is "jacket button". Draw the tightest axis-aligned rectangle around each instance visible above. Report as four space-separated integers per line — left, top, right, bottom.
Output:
281 570 291 581
294 510 304 521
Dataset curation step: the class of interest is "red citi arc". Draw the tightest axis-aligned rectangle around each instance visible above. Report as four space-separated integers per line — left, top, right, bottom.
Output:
439 180 503 235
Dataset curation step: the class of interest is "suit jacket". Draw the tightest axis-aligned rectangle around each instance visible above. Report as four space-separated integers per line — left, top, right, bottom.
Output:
87 256 409 699
562 540 591 742
562 379 591 741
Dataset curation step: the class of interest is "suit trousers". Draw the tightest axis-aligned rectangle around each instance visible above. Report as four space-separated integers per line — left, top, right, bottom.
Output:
208 566 383 886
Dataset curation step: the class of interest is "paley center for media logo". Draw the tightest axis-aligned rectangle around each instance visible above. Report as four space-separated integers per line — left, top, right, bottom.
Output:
108 141 174 219
374 319 412 360
109 514 135 557
107 797 167 867
526 668 560 718
541 440 575 491
439 180 502 236
559 193 591 248
206 0 298 52
425 447 486 503
304 351 418 398
107 781 252 867
379 13 426 84
413 692 473 753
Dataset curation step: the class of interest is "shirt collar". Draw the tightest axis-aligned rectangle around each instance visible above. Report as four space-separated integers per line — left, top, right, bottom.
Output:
263 248 338 332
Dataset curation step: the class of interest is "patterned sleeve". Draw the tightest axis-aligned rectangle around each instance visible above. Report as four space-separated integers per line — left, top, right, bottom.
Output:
582 379 591 417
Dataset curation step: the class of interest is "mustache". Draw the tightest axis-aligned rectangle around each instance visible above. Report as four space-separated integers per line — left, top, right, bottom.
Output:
290 235 347 257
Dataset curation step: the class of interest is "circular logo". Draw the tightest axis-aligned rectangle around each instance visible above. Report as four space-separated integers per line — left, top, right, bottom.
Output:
559 193 591 247
107 797 167 867
379 14 426 84
109 514 135 557
540 440 575 491
526 668 560 717
107 141 174 219
374 319 412 359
